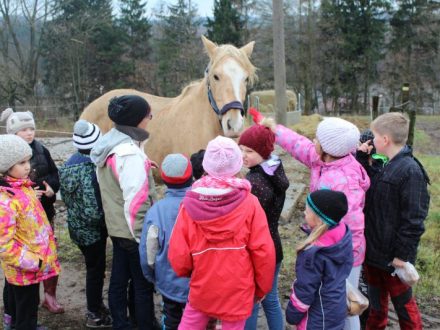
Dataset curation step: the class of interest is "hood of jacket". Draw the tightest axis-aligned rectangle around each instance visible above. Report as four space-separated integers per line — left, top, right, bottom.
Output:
182 188 249 243
90 128 133 167
313 224 353 265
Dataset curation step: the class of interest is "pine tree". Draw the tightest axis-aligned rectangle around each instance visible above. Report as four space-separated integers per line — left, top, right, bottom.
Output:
205 0 244 45
154 0 203 96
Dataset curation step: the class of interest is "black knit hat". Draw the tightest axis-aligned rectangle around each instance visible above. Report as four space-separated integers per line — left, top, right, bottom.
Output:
108 95 151 127
360 129 376 154
306 189 348 228
190 149 206 180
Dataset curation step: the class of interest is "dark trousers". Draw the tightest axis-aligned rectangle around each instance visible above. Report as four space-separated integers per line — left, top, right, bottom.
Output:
7 282 39 330
162 295 186 330
78 237 108 313
365 264 423 330
109 237 155 330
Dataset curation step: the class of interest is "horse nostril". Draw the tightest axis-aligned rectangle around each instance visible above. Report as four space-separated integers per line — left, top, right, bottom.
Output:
227 119 232 130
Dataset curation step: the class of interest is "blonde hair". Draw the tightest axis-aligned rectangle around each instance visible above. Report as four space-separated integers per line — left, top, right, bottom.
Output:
371 112 409 146
296 222 329 253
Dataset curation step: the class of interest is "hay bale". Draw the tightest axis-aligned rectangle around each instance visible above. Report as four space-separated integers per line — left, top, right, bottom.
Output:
290 114 323 140
250 89 297 112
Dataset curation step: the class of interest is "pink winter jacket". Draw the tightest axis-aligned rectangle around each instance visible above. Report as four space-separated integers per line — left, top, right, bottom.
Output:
0 177 60 285
276 125 370 266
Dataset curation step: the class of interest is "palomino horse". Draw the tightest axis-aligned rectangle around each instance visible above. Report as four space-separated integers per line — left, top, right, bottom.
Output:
80 36 257 165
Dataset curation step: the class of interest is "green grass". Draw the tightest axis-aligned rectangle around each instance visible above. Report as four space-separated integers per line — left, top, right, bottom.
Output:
414 154 440 307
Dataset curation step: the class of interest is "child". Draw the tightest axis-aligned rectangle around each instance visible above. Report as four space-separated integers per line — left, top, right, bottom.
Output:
0 134 61 330
0 107 63 314
238 119 289 330
286 189 353 329
140 153 193 330
168 136 275 330
250 108 369 330
59 120 112 328
91 95 157 329
360 112 430 330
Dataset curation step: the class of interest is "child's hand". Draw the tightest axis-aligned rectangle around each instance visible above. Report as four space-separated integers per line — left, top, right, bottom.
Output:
42 181 55 198
357 140 374 154
392 257 406 268
248 108 264 124
150 160 159 169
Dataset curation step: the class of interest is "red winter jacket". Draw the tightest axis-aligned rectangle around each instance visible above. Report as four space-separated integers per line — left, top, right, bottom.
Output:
168 188 275 321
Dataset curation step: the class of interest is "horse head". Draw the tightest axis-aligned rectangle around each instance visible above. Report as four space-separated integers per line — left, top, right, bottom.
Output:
202 36 257 138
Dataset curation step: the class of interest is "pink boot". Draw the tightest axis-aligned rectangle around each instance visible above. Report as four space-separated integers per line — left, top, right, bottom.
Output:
42 276 64 314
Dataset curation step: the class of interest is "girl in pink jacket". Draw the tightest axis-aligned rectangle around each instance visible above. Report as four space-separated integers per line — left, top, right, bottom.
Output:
250 109 370 330
0 135 60 330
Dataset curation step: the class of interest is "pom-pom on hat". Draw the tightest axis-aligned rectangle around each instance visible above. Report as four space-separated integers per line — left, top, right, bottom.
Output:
161 153 193 188
203 136 243 178
0 108 35 134
306 189 348 228
73 120 101 150
108 95 151 127
238 124 275 160
0 134 32 173
316 117 360 157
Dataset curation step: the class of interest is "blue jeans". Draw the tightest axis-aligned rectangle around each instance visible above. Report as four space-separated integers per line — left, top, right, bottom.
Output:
109 237 155 330
245 263 283 330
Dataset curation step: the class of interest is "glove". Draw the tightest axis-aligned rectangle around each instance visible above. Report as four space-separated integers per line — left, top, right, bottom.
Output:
248 107 264 124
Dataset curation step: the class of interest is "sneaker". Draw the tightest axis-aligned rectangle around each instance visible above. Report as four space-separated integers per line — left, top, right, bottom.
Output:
86 311 112 328
3 313 13 330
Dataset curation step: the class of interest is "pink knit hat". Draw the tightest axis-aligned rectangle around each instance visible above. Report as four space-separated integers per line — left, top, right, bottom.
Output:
202 136 243 177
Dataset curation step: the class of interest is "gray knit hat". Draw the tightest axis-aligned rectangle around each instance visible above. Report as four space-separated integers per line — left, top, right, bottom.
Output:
0 108 36 134
73 119 101 150
161 153 193 188
316 117 360 157
0 134 33 173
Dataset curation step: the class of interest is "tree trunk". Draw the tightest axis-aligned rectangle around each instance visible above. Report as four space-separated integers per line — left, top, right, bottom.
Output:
272 0 287 125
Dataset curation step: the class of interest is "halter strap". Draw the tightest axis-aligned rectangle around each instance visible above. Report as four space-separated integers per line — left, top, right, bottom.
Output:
205 65 245 118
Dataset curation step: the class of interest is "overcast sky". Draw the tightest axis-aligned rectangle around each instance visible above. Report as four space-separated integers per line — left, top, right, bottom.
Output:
146 0 214 17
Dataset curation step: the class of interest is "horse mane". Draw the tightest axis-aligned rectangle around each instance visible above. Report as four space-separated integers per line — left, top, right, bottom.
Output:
206 44 258 86
179 80 203 98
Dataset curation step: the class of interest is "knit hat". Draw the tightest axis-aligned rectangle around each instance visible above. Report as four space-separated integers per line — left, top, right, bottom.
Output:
161 153 193 188
238 124 275 159
0 108 36 134
190 149 206 180
360 129 376 154
0 134 33 173
316 117 360 157
72 119 101 150
203 136 243 177
306 189 348 228
108 95 151 127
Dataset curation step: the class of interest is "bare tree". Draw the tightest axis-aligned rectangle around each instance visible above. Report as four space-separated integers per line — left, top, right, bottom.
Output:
0 0 51 105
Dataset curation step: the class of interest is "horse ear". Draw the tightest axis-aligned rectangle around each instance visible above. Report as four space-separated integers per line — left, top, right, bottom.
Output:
201 35 217 59
240 41 255 58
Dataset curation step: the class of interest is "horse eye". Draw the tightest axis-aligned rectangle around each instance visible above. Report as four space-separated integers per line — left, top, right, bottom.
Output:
213 74 219 81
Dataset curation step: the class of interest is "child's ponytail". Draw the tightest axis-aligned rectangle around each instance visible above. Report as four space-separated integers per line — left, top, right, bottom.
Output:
296 222 328 253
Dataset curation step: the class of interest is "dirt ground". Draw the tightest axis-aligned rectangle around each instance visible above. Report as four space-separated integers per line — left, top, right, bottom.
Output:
1 117 439 329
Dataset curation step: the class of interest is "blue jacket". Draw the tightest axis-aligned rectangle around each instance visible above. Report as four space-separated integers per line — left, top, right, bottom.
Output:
139 187 190 303
286 224 353 330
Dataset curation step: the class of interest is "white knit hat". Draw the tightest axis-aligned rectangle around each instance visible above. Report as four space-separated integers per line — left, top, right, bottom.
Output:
0 108 35 134
316 117 360 157
72 119 101 150
0 134 33 173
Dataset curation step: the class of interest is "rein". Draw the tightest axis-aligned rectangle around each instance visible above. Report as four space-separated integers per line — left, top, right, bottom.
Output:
205 65 244 120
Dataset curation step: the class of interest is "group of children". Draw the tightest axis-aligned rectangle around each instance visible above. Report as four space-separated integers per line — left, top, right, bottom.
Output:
0 95 430 330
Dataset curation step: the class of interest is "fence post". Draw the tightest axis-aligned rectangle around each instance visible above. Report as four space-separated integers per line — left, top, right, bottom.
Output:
402 83 416 147
372 95 379 120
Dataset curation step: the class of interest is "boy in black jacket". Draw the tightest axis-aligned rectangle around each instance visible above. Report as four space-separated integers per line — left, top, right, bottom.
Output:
359 112 430 330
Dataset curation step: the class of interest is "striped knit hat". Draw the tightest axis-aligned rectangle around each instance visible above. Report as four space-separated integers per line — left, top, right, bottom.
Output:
306 189 348 228
72 120 101 150
316 117 360 157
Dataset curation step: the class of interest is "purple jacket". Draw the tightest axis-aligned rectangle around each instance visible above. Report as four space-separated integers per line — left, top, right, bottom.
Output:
276 125 370 266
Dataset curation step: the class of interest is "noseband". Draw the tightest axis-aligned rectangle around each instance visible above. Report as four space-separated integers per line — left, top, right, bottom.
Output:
205 66 245 120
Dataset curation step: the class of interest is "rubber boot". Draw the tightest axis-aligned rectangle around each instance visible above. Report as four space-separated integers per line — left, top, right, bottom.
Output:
42 276 65 314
